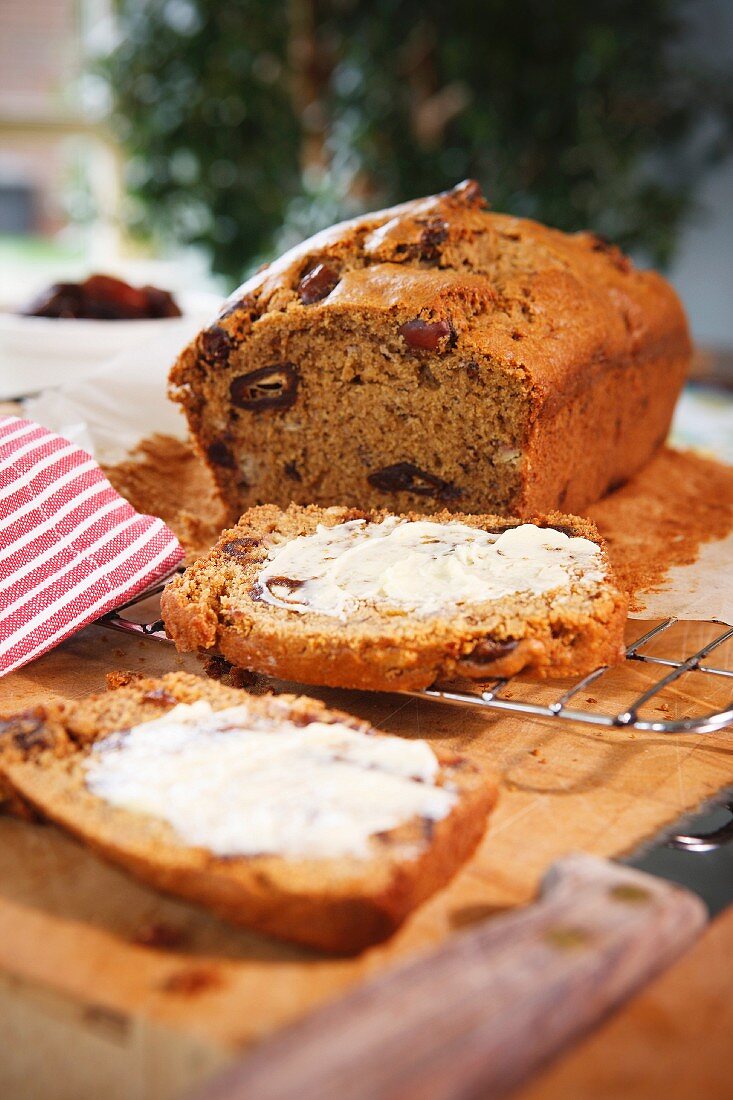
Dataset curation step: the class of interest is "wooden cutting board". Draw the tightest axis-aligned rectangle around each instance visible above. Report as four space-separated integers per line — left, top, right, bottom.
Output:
1 616 732 1100
520 900 733 1100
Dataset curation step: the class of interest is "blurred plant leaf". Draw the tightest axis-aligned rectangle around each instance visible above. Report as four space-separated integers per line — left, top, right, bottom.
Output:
100 0 733 283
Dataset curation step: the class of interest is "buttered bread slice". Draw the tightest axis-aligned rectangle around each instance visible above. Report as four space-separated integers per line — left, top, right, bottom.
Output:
0 672 494 953
162 504 628 692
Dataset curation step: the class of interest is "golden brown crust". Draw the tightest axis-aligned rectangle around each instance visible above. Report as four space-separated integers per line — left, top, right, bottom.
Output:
0 672 495 954
170 180 690 520
161 505 629 692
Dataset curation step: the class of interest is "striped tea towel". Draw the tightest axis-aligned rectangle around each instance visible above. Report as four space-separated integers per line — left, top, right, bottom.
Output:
0 415 184 677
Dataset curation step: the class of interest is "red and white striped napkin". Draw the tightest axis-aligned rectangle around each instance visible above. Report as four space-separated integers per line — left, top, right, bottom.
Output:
0 415 184 677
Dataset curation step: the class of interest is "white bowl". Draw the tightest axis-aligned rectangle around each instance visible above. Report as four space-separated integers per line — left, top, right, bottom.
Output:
0 291 220 400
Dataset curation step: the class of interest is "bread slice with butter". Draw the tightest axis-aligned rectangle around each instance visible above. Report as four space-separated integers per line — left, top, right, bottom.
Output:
162 504 628 692
0 672 494 954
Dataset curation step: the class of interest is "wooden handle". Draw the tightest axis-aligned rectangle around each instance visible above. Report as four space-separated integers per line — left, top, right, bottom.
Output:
191 855 706 1100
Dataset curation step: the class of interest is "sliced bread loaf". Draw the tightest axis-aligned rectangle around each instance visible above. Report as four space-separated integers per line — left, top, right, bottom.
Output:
170 180 689 520
0 672 494 954
161 504 628 692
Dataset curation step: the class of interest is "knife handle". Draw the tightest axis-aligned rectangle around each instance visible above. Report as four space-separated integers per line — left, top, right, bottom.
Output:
193 854 706 1100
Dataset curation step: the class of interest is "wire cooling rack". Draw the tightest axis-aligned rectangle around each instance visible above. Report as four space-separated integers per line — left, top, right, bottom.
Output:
100 577 733 737
418 618 733 735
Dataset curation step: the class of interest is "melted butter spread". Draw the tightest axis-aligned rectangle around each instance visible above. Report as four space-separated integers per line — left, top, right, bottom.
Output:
85 701 456 860
256 518 605 619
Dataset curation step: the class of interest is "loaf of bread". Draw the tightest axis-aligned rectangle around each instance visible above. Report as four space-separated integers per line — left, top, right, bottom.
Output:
161 505 628 692
170 180 690 519
0 672 494 954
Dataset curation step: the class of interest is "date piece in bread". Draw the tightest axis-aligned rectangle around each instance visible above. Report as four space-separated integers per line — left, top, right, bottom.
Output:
170 180 690 520
0 672 494 954
161 504 628 692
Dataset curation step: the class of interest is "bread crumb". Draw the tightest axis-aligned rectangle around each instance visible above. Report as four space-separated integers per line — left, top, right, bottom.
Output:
588 447 733 607
202 654 268 692
104 434 228 561
161 967 222 996
106 670 144 689
132 922 185 950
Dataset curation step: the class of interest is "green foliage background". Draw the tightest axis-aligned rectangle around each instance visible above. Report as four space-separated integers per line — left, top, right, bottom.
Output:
103 0 733 285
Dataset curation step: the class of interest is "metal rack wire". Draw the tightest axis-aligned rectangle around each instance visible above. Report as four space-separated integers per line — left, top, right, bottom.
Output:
417 618 733 735
100 577 733 737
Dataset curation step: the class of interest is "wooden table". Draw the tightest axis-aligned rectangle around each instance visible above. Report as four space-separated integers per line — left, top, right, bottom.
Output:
1 613 732 1099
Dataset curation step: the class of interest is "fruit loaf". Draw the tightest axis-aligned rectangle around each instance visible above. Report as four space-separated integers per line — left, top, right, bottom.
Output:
0 672 494 954
161 504 629 692
170 180 690 519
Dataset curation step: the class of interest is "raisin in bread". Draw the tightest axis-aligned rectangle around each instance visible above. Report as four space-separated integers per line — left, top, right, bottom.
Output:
161 505 628 692
170 180 690 520
0 672 494 954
